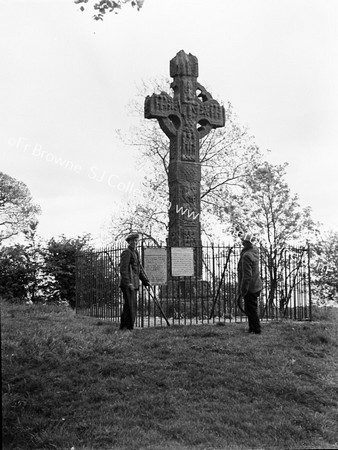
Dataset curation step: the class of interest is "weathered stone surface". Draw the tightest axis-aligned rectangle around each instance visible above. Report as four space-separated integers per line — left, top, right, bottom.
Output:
145 50 225 274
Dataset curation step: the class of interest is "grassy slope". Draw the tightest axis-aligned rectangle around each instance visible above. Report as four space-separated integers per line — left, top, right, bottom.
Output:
1 301 338 450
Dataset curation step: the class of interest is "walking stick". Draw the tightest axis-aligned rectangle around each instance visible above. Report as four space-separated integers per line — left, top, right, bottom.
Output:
209 247 233 319
145 284 171 327
140 262 170 327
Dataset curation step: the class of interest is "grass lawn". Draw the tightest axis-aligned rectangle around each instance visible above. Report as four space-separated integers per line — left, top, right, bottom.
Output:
1 300 338 450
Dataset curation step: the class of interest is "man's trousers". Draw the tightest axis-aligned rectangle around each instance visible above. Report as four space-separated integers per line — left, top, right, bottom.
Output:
244 291 261 334
120 287 137 330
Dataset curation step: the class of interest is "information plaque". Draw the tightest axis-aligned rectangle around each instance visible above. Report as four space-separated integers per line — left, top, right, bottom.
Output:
171 247 194 277
143 248 167 285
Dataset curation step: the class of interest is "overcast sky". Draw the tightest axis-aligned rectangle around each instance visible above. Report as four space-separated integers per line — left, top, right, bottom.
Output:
1 0 337 243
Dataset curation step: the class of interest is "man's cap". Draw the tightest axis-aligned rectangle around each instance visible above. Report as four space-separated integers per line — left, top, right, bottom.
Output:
126 232 139 242
239 231 256 243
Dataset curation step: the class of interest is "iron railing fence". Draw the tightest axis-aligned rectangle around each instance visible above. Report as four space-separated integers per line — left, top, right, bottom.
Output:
75 244 312 326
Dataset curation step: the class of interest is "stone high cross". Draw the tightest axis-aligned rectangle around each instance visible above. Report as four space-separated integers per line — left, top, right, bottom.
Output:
145 50 225 256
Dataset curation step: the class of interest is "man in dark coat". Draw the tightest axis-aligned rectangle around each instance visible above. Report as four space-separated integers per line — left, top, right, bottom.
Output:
237 232 263 334
119 232 150 330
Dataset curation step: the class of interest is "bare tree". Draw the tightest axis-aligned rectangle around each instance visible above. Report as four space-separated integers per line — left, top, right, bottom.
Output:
107 78 263 244
227 162 317 308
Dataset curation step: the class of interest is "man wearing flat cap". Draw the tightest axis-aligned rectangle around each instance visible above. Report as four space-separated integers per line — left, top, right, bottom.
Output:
119 232 150 330
238 232 263 334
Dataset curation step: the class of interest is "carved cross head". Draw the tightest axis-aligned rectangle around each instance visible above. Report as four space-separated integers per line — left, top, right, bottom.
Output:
145 50 225 148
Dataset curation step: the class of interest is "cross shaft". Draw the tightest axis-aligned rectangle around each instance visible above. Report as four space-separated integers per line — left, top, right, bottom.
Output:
145 50 225 273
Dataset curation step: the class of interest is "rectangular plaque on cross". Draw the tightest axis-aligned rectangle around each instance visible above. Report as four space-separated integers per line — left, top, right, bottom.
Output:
144 50 225 276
